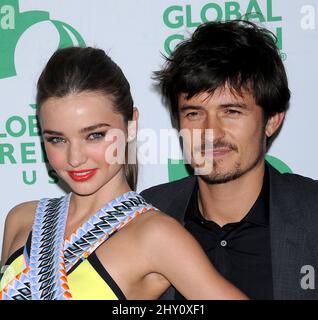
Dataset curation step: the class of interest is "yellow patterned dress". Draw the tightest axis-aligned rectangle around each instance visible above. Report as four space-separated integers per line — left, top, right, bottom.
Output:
0 191 154 300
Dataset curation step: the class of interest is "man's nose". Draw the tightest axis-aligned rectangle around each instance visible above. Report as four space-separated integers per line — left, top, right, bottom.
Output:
205 115 225 140
68 143 87 168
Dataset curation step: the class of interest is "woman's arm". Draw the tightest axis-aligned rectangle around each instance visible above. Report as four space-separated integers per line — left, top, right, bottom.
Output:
1 207 19 267
1 201 37 268
140 212 248 300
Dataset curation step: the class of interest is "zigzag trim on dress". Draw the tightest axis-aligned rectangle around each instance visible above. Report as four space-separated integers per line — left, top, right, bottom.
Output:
0 192 155 300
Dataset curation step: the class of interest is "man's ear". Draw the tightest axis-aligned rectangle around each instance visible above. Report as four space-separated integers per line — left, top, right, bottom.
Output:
127 107 139 142
265 112 285 138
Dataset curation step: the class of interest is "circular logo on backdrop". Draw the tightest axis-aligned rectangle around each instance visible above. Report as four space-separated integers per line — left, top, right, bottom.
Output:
0 0 86 187
0 0 86 79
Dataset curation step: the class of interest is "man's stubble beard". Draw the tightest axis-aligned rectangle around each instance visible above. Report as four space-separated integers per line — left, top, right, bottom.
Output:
198 133 266 185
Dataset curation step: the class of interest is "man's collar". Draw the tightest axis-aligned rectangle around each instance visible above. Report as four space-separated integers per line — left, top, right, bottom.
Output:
242 163 269 226
185 162 270 226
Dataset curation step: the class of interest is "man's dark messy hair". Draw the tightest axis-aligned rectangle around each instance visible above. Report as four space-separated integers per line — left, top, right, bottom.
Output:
154 20 290 128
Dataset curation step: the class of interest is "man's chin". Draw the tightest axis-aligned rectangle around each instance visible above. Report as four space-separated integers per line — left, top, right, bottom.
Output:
192 159 233 181
197 155 265 185
199 170 244 185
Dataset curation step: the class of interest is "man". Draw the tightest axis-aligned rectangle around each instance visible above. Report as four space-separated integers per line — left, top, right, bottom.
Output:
141 20 318 299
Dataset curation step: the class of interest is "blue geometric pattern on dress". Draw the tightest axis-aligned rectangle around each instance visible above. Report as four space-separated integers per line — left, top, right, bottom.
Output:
63 191 154 272
29 195 71 300
1 191 155 300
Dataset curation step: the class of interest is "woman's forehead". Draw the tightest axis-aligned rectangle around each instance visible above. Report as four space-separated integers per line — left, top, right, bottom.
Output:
39 92 124 129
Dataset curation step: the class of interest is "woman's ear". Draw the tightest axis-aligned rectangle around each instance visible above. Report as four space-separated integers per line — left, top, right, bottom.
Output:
265 112 285 138
127 107 139 142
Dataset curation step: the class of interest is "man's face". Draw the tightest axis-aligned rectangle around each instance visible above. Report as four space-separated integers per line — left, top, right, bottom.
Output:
178 86 273 184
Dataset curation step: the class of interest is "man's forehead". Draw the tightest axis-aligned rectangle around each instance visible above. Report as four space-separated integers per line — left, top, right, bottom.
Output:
178 86 254 106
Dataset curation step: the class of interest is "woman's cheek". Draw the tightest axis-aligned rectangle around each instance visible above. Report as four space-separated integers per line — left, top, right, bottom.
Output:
45 146 66 169
101 140 124 166
100 128 127 165
84 143 108 166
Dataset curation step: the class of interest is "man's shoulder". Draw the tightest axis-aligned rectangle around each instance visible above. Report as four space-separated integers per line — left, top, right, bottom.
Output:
140 175 196 218
141 175 196 200
270 166 318 191
269 166 318 219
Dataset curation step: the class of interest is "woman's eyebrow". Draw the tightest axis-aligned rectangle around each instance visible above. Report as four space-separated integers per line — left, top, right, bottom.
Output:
80 123 111 133
42 129 63 135
42 124 111 136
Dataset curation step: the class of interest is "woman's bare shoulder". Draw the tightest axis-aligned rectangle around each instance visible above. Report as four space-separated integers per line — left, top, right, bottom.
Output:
135 210 180 228
133 210 188 245
5 200 38 229
1 201 38 265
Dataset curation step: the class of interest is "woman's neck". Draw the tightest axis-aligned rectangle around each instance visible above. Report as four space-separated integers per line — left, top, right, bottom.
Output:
66 169 131 232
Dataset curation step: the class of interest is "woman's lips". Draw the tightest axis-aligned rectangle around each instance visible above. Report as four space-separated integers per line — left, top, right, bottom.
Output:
67 169 98 182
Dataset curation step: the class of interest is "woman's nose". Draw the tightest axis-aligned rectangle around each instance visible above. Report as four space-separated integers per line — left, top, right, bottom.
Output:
68 143 87 168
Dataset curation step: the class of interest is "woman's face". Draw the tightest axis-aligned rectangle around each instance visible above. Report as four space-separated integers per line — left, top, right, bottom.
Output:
40 91 132 196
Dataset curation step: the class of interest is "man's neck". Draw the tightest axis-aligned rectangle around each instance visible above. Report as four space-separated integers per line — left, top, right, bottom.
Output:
197 161 266 227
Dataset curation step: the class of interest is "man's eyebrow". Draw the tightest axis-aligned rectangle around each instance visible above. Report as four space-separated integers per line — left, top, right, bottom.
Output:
79 123 110 133
179 105 203 112
179 103 249 111
219 103 249 109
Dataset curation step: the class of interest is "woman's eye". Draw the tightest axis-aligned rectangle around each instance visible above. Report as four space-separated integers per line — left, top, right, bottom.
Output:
45 136 66 144
87 132 106 141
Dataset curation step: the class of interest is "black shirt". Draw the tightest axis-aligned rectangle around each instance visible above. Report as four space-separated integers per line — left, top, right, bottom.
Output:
176 167 273 300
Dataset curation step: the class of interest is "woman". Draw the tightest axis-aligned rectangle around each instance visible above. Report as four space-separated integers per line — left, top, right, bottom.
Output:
0 47 247 300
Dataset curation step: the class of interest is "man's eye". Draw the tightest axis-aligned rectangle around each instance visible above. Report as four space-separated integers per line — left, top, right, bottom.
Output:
45 136 66 144
225 109 241 115
186 112 199 119
87 132 106 141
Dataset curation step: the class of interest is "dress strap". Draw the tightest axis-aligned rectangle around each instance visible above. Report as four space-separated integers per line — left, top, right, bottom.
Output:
29 195 71 300
63 191 155 272
0 192 156 300
1 195 71 300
